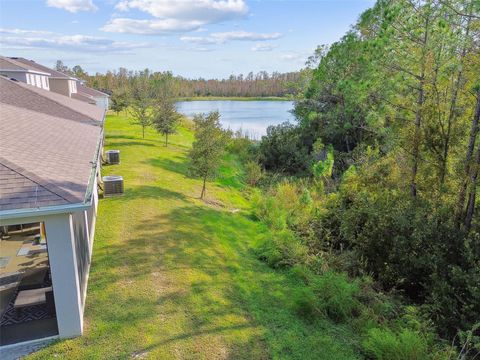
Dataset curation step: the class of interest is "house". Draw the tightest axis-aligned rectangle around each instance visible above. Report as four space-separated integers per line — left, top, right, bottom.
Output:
77 82 110 111
0 56 50 91
8 57 110 110
11 57 79 99
0 77 105 347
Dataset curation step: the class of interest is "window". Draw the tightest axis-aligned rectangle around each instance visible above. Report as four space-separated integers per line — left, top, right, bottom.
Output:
41 76 48 89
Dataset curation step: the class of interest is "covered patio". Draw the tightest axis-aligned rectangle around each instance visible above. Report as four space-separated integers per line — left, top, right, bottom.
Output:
0 223 58 345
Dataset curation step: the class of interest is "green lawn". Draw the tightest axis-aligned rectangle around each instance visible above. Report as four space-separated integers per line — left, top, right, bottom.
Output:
28 114 360 360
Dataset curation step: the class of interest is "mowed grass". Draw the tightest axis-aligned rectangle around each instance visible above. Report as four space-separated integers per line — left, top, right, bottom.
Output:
27 113 360 360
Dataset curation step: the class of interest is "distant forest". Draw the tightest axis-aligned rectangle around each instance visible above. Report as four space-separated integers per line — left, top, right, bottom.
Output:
55 61 304 98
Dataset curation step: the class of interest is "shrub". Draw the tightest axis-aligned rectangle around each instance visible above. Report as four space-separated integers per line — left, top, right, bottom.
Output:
275 181 300 213
244 160 263 186
252 194 288 231
258 122 312 175
228 136 256 162
299 188 313 206
311 271 360 322
289 263 315 284
457 322 480 359
362 328 429 360
309 183 480 339
256 230 308 268
292 287 321 319
291 271 361 323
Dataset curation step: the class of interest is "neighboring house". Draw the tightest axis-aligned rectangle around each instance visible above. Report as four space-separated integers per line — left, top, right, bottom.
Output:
0 77 105 347
72 91 97 106
77 82 110 111
8 57 110 110
0 56 50 90
11 57 79 98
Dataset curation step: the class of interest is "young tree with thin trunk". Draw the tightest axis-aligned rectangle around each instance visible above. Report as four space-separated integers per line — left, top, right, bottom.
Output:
129 79 152 138
152 99 181 146
130 100 151 138
151 75 181 146
188 111 231 199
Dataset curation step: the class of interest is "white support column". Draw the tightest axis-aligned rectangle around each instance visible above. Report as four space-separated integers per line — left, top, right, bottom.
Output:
44 213 83 338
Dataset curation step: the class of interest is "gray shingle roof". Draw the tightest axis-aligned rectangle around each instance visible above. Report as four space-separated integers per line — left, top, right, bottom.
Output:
0 76 104 124
72 92 96 105
0 77 104 212
0 56 51 75
10 57 75 79
0 164 69 211
78 84 110 98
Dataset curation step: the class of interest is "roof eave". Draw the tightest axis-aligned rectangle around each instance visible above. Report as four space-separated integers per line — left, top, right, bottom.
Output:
0 69 51 76
0 201 92 220
49 76 77 80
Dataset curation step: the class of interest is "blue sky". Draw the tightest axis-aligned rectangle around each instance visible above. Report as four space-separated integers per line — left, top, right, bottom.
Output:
0 0 374 78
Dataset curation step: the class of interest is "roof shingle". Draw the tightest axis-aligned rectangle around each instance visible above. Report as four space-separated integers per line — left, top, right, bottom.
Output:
11 57 75 79
77 84 109 98
0 56 51 74
0 77 104 212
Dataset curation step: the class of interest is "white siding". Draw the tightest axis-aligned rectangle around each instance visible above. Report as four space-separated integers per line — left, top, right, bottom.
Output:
69 80 77 94
42 75 49 90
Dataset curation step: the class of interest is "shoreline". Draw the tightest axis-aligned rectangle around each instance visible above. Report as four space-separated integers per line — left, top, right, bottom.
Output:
175 96 293 102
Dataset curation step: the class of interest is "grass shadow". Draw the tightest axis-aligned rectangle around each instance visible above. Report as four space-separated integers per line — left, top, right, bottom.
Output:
106 141 156 147
143 157 189 177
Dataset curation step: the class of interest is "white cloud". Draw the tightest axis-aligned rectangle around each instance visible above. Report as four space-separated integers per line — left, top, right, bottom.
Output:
251 43 277 52
115 0 247 21
102 18 204 34
280 53 301 61
179 36 217 45
0 28 53 36
0 28 147 53
103 0 248 34
46 0 97 13
181 31 282 45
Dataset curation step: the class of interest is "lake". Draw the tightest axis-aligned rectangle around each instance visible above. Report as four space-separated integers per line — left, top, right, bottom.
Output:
176 100 295 138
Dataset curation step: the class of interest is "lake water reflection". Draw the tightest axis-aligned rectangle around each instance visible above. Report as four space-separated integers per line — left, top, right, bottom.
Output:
176 100 295 138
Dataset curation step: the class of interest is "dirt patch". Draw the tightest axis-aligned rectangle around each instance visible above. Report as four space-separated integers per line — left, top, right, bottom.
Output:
131 350 149 359
140 172 157 183
202 198 226 209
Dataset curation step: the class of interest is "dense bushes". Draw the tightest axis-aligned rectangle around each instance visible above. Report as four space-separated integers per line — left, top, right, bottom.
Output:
309 184 480 339
242 0 480 356
244 160 263 186
258 122 312 175
247 173 478 357
291 271 361 323
252 180 313 231
256 230 308 268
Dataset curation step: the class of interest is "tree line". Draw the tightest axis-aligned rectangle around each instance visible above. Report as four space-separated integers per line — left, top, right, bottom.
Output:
54 61 302 98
